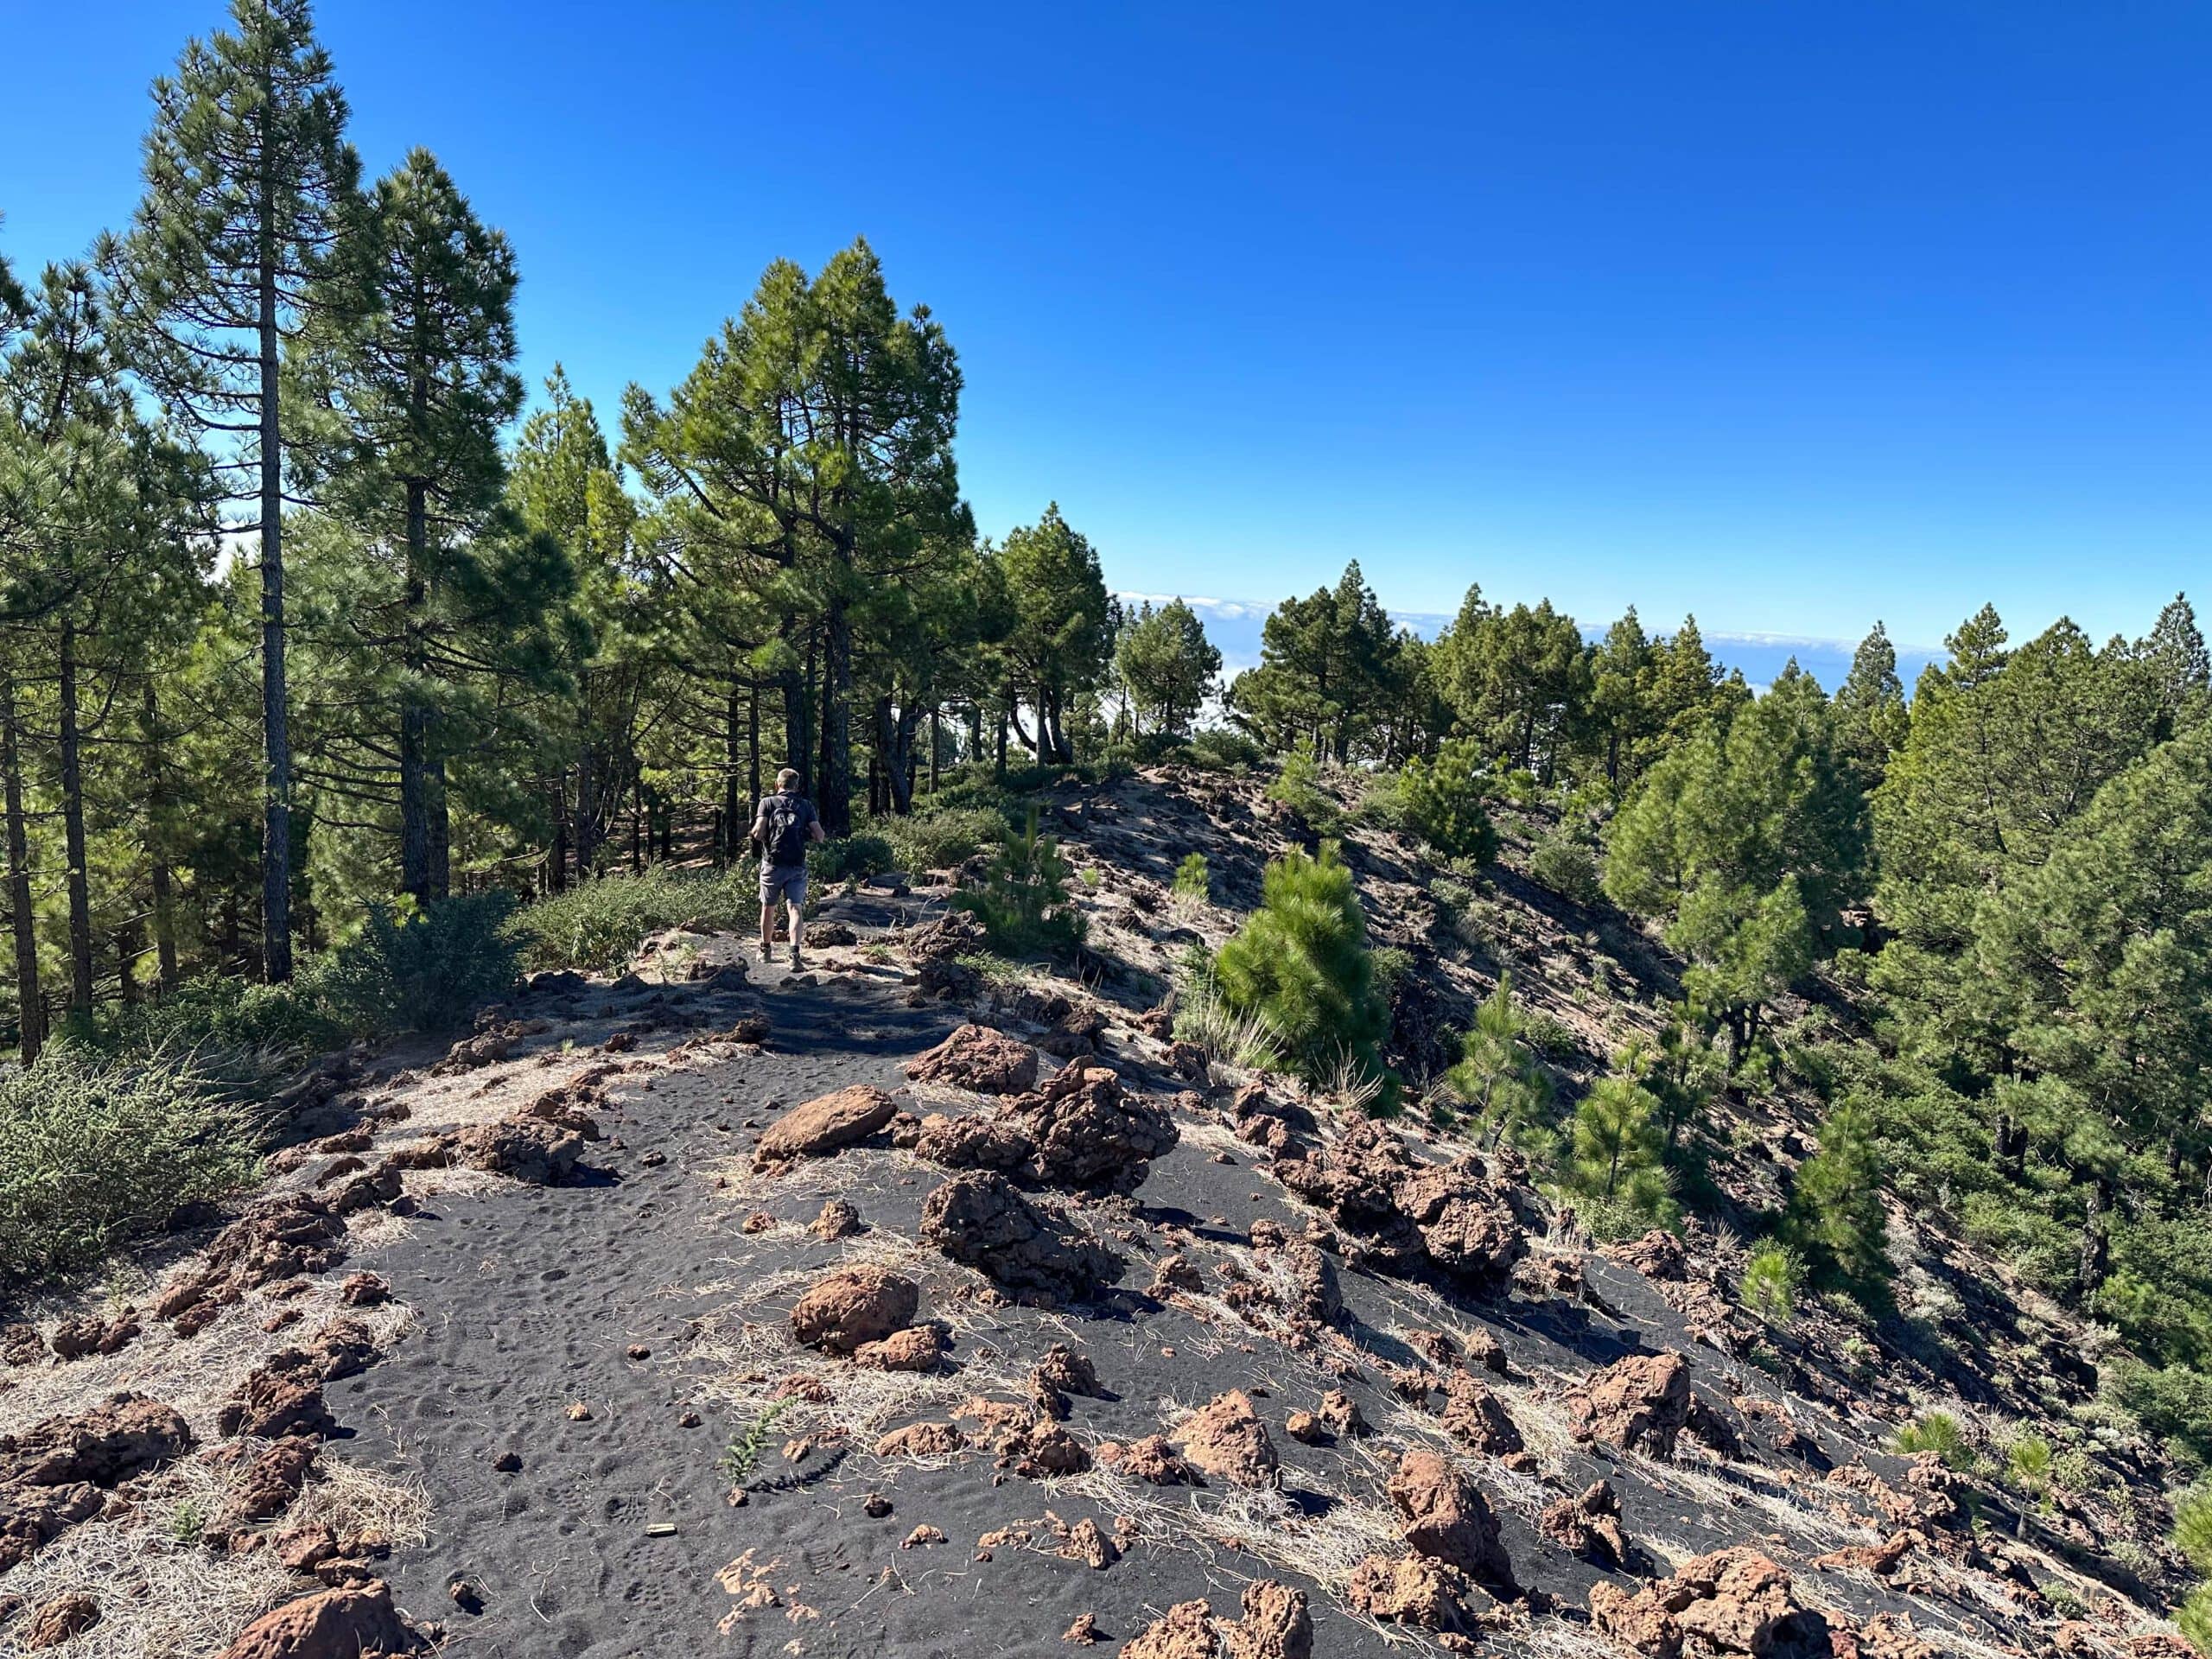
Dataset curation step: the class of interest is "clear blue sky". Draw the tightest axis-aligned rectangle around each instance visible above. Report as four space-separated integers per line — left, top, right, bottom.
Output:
4 2 2209 657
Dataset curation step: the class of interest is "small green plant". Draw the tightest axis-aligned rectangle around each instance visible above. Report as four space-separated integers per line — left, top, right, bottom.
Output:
1445 973 1553 1147
1172 852 1211 905
883 806 1007 874
1395 738 1497 862
517 865 755 975
0 1052 257 1292
950 809 1088 955
1078 866 1102 890
1530 829 1602 905
169 1497 208 1545
810 834 895 884
1267 753 1343 834
2003 1433 2053 1501
719 1400 794 1485
1892 1409 1974 1471
1565 1074 1675 1227
1740 1243 1804 1326
1212 842 1390 1100
1185 727 1263 771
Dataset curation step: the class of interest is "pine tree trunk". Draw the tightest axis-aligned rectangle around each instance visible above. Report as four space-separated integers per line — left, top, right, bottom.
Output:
575 683 598 882
548 785 569 893
747 680 762 818
2 675 42 1063
2077 1176 2112 1297
58 620 94 1015
141 679 180 991
721 680 743 862
428 756 449 899
821 598 853 835
257 146 295 983
398 480 433 903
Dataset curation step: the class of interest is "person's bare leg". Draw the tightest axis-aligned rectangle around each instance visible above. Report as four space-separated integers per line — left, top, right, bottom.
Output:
786 895 805 967
759 880 774 959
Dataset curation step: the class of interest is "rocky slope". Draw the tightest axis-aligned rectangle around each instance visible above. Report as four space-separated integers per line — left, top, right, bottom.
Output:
0 764 2192 1658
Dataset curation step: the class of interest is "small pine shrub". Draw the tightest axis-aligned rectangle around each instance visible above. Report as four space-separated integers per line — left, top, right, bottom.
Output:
1171 945 1286 1071
1396 739 1497 862
1267 753 1343 834
318 893 520 1036
951 809 1087 955
0 1052 258 1291
1740 1243 1804 1326
1786 1100 1891 1291
1446 974 1553 1146
1893 1409 1974 1471
1567 1075 1673 1225
1530 829 1602 905
1173 852 1211 904
2003 1433 2053 1499
1212 842 1389 1097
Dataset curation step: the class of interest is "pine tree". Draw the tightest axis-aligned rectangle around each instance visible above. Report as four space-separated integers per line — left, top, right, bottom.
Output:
1227 562 1398 762
995 505 1112 763
1833 620 1910 780
1446 972 1552 1142
1213 842 1391 1096
110 0 359 982
1788 1101 1890 1287
1114 598 1220 739
302 148 525 901
1570 1075 1666 1200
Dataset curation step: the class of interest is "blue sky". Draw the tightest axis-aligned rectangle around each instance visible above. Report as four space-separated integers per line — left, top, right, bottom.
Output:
4 2 2208 669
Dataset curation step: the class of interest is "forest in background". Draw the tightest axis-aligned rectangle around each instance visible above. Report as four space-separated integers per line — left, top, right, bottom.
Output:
10 4 2212 1610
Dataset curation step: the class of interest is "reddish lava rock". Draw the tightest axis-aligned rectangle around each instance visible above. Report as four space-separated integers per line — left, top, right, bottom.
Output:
1569 1351 1694 1459
1176 1389 1278 1489
789 1267 920 1355
903 1024 1040 1094
213 1580 429 1658
754 1084 899 1166
1387 1450 1513 1589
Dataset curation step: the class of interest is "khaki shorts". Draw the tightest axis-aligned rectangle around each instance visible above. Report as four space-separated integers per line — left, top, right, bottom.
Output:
760 862 808 908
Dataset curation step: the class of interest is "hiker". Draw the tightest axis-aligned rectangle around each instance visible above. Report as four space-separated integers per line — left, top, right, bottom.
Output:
751 768 828 964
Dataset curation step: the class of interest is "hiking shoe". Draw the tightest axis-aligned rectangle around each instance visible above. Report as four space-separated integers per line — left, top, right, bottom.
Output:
788 948 805 969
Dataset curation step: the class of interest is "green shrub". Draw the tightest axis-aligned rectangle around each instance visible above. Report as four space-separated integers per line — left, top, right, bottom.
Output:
2111 1359 2212 1466
1892 1409 1974 1471
517 866 756 974
1787 1100 1891 1291
884 807 1007 874
317 893 519 1037
1530 830 1602 904
1267 753 1343 834
1173 852 1211 904
1741 1243 1804 1325
1445 973 1553 1145
1171 949 1287 1073
951 809 1087 955
93 972 341 1063
0 1052 258 1291
1186 727 1262 771
1566 1075 1675 1228
809 833 895 884
1396 739 1497 862
1213 842 1390 1098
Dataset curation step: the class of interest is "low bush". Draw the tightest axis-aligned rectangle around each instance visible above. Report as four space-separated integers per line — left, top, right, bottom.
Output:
951 809 1087 955
1185 727 1263 771
883 806 1007 874
318 893 520 1036
1267 753 1343 834
1530 829 1602 904
1892 1408 1975 1471
1396 739 1497 862
1213 842 1391 1101
1172 945 1287 1073
517 866 756 975
0 1051 258 1291
809 834 895 884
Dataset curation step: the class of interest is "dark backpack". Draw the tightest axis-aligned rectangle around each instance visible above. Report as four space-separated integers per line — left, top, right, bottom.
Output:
760 794 810 866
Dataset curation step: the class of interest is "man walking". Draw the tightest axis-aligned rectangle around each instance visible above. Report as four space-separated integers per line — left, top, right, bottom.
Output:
751 768 828 965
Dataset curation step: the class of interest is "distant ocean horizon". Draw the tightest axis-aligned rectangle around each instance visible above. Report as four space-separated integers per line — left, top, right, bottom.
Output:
1115 594 1942 698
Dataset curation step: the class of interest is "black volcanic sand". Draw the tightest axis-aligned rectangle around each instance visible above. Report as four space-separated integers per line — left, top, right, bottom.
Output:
322 919 1973 1659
